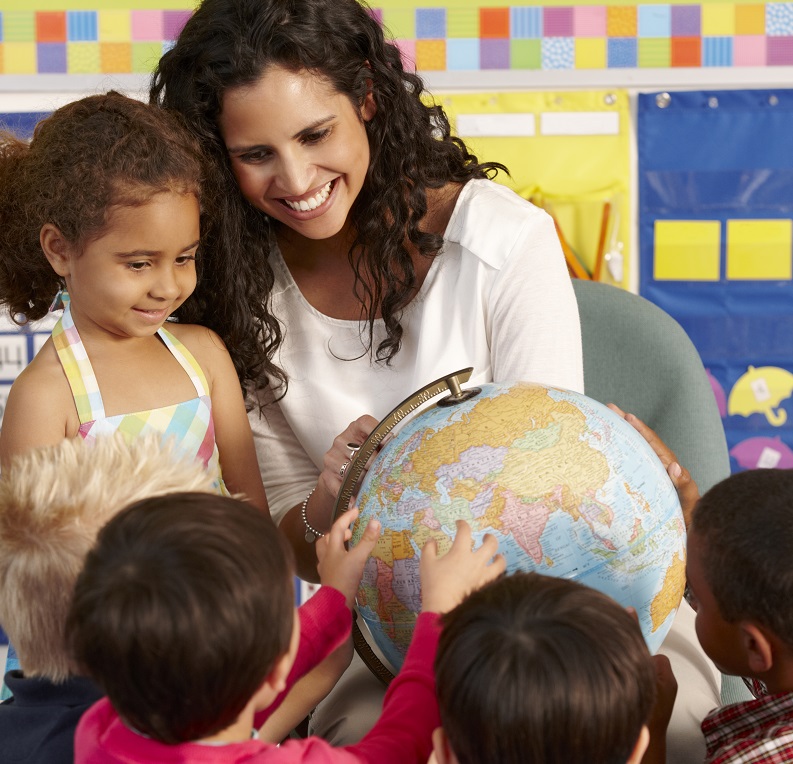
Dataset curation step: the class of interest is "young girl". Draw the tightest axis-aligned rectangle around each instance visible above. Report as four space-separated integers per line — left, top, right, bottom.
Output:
0 91 268 514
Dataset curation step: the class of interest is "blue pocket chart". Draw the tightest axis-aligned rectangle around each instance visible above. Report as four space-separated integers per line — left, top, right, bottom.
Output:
639 89 793 473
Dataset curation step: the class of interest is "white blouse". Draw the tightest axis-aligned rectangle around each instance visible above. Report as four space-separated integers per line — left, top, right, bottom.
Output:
250 179 584 523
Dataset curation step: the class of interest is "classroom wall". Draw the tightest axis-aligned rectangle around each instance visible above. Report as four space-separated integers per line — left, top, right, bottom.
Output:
2 2 793 473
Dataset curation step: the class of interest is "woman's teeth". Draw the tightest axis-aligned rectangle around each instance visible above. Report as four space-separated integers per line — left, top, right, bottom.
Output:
283 181 333 212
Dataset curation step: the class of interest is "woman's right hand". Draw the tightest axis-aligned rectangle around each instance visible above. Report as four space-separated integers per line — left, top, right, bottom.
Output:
284 415 379 583
317 414 378 507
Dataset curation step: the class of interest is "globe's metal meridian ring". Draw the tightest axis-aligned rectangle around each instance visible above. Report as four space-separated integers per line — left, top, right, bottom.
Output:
331 367 478 521
331 367 481 685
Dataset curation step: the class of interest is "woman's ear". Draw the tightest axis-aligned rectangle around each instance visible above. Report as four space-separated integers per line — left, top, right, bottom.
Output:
361 85 376 122
40 224 74 277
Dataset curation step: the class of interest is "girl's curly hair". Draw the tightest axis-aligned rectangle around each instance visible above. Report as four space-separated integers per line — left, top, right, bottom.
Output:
0 92 204 323
150 0 506 396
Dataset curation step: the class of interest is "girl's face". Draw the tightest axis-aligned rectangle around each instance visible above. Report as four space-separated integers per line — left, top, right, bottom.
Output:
219 65 375 243
47 191 199 341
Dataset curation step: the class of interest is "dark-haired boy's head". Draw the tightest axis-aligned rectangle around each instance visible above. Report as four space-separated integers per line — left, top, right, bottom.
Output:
688 468 793 680
433 572 655 764
66 492 295 744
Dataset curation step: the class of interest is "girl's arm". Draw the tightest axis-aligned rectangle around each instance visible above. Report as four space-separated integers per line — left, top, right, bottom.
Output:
0 348 74 470
176 324 269 516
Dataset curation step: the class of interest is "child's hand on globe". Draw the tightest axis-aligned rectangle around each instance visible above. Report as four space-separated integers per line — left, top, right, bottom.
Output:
317 507 381 609
419 520 505 614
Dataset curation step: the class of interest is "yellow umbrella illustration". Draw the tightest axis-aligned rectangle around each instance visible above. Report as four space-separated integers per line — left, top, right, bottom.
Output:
728 366 793 426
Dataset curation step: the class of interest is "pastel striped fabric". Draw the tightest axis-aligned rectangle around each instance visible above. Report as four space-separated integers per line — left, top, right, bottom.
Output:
52 300 226 493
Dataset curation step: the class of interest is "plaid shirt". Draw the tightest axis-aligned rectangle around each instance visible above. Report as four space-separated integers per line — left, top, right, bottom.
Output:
703 690 793 763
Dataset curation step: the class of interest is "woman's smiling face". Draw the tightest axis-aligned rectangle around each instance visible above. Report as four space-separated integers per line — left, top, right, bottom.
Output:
219 65 375 242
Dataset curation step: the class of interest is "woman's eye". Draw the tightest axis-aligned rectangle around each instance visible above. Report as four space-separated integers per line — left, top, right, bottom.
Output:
303 128 330 145
240 149 270 163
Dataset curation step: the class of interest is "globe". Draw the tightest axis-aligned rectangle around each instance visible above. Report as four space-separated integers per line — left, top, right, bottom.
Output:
350 381 686 675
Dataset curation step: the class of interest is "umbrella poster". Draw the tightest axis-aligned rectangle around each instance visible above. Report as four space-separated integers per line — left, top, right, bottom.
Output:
638 89 793 473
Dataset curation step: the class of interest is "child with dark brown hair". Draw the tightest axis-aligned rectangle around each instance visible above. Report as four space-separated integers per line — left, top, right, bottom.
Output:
686 469 793 763
66 499 504 763
0 91 266 512
432 572 672 764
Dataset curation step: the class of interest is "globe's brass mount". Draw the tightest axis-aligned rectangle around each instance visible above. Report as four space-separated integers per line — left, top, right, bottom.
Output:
331 367 481 686
331 367 480 521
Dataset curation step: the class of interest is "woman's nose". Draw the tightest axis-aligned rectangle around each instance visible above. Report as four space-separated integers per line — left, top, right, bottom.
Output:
276 150 315 197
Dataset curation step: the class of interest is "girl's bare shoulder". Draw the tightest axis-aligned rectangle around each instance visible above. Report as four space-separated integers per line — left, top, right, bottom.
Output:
12 337 68 392
165 322 226 353
164 322 232 378
0 338 77 458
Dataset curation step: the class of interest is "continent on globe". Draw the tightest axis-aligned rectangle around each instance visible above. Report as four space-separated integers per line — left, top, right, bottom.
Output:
350 381 686 676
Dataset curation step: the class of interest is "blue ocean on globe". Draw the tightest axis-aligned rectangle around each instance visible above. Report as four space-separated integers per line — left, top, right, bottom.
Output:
351 381 686 672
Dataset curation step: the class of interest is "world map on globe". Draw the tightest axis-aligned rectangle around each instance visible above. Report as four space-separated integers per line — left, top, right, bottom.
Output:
351 381 687 674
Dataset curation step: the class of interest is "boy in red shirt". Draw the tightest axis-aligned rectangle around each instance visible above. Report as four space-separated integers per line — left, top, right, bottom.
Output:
66 494 504 763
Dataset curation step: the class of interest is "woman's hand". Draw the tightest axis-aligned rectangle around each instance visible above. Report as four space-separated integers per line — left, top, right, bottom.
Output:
318 415 378 507
281 415 378 583
608 404 700 528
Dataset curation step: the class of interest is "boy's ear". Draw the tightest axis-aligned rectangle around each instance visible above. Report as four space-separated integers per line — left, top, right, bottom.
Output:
40 223 74 277
740 622 774 675
431 727 456 764
251 650 293 711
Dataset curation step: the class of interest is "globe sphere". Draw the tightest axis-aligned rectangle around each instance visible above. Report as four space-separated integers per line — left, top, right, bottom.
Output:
351 381 686 674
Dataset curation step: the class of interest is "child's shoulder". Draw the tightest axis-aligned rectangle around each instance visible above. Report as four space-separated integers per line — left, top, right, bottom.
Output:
163 322 234 383
0 338 78 460
164 321 225 351
11 337 69 396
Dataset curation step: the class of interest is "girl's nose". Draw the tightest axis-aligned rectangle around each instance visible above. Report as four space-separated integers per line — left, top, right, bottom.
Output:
149 268 181 300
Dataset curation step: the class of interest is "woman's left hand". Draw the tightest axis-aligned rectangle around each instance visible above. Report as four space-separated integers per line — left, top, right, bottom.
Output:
318 414 378 506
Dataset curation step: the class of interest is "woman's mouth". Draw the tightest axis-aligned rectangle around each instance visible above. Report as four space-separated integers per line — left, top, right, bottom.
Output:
281 179 335 212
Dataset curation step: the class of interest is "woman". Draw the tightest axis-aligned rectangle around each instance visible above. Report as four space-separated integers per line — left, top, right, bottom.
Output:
151 0 583 584
152 3 722 756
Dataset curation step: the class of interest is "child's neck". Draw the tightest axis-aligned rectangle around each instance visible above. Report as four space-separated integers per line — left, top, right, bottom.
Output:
762 663 793 696
199 700 256 744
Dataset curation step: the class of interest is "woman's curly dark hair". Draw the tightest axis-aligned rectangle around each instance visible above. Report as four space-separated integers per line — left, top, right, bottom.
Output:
150 0 506 396
0 91 204 323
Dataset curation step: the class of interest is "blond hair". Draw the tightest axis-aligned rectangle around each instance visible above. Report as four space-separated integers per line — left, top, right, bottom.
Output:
0 434 214 681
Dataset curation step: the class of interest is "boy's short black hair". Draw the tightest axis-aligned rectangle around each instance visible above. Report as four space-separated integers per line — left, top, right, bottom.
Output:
66 492 295 744
435 572 656 764
692 468 793 649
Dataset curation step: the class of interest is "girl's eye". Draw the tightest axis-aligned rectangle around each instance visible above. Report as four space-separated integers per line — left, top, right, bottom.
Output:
127 261 149 272
176 255 197 267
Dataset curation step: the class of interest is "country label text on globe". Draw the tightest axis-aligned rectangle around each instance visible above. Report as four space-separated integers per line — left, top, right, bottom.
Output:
352 381 686 672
